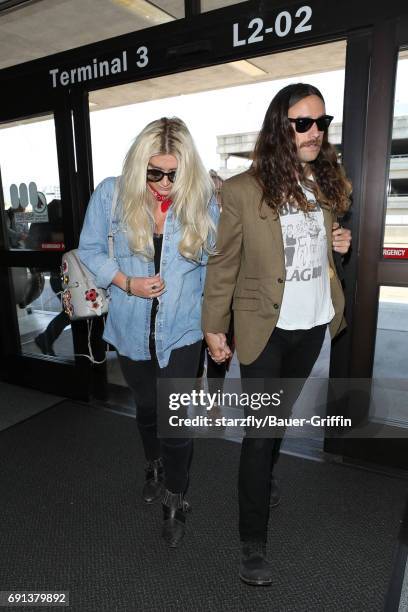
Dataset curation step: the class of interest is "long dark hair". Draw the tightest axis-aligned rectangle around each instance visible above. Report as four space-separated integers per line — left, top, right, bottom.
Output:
250 83 351 216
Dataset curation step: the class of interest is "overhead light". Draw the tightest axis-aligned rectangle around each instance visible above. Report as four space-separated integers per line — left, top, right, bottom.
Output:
230 60 268 77
89 102 99 108
112 0 175 23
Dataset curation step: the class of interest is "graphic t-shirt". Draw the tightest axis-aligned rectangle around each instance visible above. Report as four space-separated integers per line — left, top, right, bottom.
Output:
277 191 334 330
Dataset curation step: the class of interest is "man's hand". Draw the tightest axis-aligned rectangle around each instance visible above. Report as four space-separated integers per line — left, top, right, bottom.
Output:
332 222 351 254
205 332 232 364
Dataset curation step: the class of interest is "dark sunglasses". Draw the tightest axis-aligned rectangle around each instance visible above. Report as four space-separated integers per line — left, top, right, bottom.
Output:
288 114 334 133
146 168 176 183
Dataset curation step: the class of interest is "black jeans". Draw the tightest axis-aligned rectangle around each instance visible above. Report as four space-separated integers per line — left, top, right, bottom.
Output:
238 324 327 542
118 339 202 494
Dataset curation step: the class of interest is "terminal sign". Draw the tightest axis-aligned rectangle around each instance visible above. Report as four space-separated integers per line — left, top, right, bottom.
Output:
233 5 312 47
49 47 149 88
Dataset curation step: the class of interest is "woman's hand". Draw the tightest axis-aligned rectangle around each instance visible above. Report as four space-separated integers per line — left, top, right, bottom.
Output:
332 222 352 254
130 273 165 298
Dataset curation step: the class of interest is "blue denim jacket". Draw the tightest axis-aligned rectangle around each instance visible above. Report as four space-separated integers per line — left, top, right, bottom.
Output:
78 177 219 367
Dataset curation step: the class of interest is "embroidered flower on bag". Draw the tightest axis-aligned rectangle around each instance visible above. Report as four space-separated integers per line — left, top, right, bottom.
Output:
85 288 98 301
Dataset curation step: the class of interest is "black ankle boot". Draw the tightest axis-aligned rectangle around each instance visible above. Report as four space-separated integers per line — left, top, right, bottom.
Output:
142 458 164 503
162 490 191 548
239 541 273 586
270 476 281 508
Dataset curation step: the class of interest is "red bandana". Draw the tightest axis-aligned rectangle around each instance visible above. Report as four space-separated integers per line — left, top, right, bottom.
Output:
148 185 173 213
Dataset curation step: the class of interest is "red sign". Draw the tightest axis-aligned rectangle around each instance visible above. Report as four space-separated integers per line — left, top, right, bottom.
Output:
41 242 65 251
383 247 408 259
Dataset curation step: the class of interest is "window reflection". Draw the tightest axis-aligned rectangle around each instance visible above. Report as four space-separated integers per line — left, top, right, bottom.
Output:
12 267 74 360
0 115 64 252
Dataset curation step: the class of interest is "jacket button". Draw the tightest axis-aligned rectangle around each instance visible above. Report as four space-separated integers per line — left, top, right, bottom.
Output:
273 303 279 309
277 278 284 283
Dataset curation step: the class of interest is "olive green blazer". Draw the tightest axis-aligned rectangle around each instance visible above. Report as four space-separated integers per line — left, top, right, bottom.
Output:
202 171 346 365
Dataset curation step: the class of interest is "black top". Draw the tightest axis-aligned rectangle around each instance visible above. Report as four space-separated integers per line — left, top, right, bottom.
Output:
153 233 162 273
150 233 163 339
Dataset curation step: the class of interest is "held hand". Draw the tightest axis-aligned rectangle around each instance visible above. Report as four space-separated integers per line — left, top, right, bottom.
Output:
205 332 232 364
332 222 352 255
129 273 165 298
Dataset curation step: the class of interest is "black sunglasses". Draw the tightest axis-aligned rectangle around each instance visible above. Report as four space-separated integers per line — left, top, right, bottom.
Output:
146 168 176 183
288 115 334 133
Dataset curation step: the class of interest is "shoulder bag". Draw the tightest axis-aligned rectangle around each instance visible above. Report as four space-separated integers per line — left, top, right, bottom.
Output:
61 180 119 321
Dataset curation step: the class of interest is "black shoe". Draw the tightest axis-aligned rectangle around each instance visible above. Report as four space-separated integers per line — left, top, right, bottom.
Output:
162 490 191 548
270 477 281 508
142 458 164 503
239 541 273 586
34 333 56 356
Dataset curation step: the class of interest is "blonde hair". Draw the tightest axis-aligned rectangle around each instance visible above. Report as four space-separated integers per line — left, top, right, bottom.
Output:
120 117 215 261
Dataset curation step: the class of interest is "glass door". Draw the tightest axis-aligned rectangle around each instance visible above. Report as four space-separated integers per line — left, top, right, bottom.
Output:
0 113 75 359
339 46 408 469
0 110 92 400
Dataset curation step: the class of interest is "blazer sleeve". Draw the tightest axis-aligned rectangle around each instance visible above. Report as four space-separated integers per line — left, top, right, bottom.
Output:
77 178 120 289
332 212 346 283
201 181 243 333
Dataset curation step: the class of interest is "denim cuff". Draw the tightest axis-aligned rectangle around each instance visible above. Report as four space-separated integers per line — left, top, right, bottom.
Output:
95 257 120 289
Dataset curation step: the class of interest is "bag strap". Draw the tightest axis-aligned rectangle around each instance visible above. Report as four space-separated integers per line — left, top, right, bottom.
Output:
107 178 120 259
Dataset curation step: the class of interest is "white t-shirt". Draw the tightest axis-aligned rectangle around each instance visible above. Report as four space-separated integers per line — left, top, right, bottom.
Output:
277 192 335 330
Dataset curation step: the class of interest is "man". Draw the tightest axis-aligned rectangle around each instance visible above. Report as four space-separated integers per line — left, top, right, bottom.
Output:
202 83 352 585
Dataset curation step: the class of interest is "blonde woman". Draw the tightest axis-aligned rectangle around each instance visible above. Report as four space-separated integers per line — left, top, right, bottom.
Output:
78 117 219 547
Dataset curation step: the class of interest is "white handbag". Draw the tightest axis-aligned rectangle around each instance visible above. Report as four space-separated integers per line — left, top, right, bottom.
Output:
61 180 119 321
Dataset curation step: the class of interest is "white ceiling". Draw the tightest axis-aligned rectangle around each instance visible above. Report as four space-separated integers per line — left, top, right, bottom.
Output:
0 0 247 69
0 0 177 69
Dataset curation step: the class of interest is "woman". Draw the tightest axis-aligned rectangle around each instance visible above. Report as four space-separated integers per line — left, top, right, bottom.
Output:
78 117 219 548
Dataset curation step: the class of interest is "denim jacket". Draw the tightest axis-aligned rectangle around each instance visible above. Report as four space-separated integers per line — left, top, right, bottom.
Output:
78 177 219 367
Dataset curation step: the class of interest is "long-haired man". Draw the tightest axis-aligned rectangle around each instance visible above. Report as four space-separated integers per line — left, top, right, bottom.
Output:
202 83 351 584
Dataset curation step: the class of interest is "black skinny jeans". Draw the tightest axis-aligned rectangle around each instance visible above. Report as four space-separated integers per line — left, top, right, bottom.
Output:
118 339 202 494
238 324 326 542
